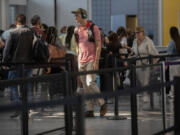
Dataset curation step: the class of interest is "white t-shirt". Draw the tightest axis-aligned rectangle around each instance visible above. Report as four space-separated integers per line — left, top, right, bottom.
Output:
120 36 128 54
120 36 127 46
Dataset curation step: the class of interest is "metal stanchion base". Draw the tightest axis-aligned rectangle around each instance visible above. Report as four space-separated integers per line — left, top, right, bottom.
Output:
36 127 65 135
106 115 127 120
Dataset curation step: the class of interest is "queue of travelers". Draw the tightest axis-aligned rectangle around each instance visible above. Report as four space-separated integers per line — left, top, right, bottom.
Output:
0 8 180 119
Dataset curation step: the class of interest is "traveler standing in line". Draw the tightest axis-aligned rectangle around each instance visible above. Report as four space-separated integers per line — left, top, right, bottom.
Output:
63 25 80 91
3 14 34 118
59 26 67 46
31 15 46 41
0 37 4 49
31 15 47 101
167 26 180 97
0 24 16 58
117 26 132 54
132 26 159 102
0 30 4 48
71 8 107 117
46 26 66 99
1 24 16 43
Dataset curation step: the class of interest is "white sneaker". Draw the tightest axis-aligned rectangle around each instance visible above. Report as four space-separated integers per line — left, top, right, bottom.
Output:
167 94 174 99
143 95 150 103
76 88 84 94
4 88 10 97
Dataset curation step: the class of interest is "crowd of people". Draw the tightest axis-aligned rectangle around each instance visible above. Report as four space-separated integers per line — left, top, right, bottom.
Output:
0 8 180 118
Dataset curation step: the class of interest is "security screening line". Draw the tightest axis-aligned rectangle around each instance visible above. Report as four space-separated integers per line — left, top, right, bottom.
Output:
0 54 180 135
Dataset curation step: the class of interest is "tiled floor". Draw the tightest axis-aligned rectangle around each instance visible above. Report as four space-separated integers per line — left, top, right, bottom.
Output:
0 90 174 135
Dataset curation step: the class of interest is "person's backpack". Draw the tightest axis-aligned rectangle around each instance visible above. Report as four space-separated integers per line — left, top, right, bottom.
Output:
74 21 98 43
32 34 49 63
88 23 95 42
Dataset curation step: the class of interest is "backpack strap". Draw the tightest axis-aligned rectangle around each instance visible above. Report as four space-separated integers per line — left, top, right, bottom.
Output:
74 27 79 43
74 21 96 43
88 23 95 42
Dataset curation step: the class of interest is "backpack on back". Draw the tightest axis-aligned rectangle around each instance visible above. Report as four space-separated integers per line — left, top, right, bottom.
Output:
32 34 49 63
74 21 98 43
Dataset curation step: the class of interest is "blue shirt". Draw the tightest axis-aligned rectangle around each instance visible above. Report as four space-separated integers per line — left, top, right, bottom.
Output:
167 40 179 61
1 29 12 41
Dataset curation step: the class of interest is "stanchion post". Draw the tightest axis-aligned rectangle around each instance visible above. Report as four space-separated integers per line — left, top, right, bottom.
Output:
149 56 154 109
64 70 73 135
107 57 127 120
76 95 85 135
174 76 180 134
130 64 138 135
66 59 73 130
114 57 119 117
161 61 167 130
20 64 29 135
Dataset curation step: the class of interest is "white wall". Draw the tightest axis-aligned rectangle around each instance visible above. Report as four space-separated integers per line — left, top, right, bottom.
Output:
0 0 90 31
0 0 10 30
9 0 27 5
56 0 88 31
111 0 137 15
111 15 126 32
27 0 55 26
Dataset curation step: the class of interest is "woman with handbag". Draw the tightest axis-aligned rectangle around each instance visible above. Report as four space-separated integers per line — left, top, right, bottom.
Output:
46 26 66 99
132 26 159 102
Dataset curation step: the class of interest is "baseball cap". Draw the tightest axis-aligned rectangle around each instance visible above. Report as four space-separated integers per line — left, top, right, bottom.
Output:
71 8 87 16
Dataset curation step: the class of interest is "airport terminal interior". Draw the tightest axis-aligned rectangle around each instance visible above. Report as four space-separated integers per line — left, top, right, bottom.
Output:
0 0 180 135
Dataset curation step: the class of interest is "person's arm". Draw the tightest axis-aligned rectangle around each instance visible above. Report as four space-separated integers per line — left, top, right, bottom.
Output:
3 33 14 63
167 40 174 55
147 39 159 63
55 37 66 51
93 25 102 70
129 39 136 56
119 48 128 66
0 38 4 48
94 40 101 70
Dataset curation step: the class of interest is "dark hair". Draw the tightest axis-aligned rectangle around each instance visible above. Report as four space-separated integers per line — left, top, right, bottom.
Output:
60 26 67 34
170 26 180 53
31 15 41 25
0 30 4 36
108 30 114 35
9 24 16 29
42 23 48 34
65 25 75 49
117 26 127 38
16 14 26 25
108 32 119 43
46 26 57 45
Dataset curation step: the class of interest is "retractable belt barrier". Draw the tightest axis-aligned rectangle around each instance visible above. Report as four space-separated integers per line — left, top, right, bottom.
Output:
0 54 180 135
0 79 174 112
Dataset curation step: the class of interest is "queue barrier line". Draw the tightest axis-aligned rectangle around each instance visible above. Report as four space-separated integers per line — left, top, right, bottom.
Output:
0 80 174 113
0 72 65 87
0 57 68 66
153 126 175 135
0 55 179 135
165 61 180 66
0 66 130 87
0 63 161 88
0 54 180 67
115 54 180 62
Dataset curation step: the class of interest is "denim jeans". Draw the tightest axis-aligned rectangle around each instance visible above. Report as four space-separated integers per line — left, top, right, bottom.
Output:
8 69 32 104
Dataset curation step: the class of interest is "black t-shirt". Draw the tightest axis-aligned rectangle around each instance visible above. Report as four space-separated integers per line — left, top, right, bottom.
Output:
107 42 122 57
